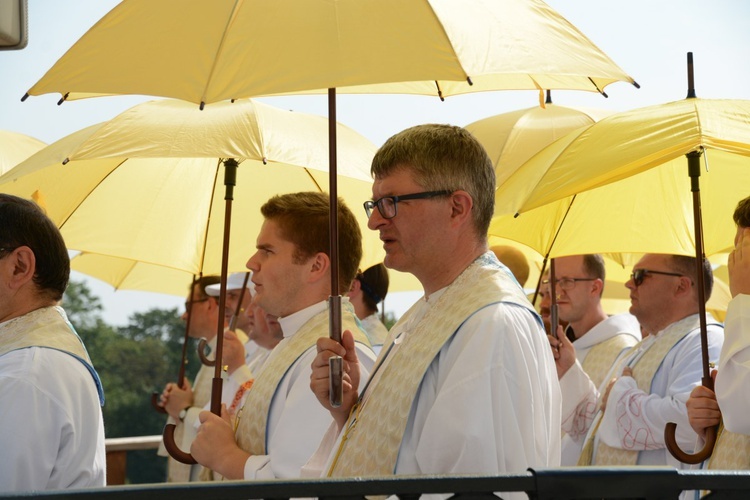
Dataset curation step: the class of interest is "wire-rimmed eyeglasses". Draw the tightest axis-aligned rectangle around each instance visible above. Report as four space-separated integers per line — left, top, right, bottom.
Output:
630 268 684 287
541 277 597 291
363 190 453 219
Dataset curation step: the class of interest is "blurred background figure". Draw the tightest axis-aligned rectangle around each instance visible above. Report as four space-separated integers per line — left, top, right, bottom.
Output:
349 263 390 353
491 245 530 288
205 271 255 362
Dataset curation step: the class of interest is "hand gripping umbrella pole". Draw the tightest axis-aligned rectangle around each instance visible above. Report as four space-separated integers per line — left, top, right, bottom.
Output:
327 89 344 408
664 148 717 464
163 159 238 464
664 53 717 465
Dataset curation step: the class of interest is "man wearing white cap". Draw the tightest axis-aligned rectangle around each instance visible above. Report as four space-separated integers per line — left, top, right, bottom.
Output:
205 271 257 364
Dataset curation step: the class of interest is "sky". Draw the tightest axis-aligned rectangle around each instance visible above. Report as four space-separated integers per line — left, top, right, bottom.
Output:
1 0 749 325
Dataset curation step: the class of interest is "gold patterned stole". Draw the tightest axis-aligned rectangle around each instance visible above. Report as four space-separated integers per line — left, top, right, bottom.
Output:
235 302 370 456
0 306 103 403
708 423 750 470
581 334 639 389
328 256 535 477
578 316 706 466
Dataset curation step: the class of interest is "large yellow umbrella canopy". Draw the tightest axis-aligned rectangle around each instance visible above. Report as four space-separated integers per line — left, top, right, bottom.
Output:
25 0 636 105
0 130 45 176
466 98 612 187
0 98 381 278
491 98 750 259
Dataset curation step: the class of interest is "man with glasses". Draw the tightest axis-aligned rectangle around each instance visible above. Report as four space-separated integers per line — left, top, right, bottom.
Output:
308 124 560 486
546 254 640 465
157 275 223 482
687 195 750 469
574 253 723 469
0 194 105 490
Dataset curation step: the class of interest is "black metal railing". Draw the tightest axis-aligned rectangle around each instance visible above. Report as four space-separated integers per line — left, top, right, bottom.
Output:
2 467 750 500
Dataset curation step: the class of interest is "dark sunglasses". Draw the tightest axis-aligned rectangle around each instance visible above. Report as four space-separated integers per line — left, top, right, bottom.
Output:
630 268 684 287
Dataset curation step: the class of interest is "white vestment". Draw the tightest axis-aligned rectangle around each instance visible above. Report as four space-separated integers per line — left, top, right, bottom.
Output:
574 314 723 469
241 299 376 479
560 313 641 465
360 312 389 354
715 294 750 434
304 253 561 499
0 307 106 491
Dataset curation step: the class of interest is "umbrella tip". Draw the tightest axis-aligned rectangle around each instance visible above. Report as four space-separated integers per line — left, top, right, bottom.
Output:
57 92 69 106
466 76 473 86
686 52 697 98
545 90 552 104
514 212 520 219
632 80 641 89
21 92 29 102
62 157 70 165
199 101 205 110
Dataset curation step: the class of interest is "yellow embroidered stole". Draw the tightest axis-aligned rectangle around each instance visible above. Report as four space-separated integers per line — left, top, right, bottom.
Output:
581 334 638 389
328 256 535 477
235 302 370 456
0 306 102 402
708 422 750 470
578 316 706 466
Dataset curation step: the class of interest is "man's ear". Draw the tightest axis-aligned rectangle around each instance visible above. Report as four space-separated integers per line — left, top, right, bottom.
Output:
449 190 474 226
307 252 330 283
675 275 693 298
7 247 36 290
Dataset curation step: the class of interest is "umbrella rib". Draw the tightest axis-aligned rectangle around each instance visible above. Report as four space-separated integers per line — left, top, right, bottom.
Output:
195 159 224 275
200 0 245 106
58 158 128 229
546 193 577 258
304 168 324 192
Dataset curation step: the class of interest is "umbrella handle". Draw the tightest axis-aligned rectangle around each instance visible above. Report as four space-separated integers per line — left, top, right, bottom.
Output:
664 421 717 465
197 337 216 367
162 423 197 465
151 392 167 414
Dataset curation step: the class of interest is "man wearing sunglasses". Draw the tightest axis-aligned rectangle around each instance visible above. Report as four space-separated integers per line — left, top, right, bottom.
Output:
546 254 640 466
575 253 723 470
309 124 560 485
687 195 750 469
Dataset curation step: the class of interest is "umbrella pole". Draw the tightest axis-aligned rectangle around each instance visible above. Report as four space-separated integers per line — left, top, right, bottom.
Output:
549 258 560 340
163 159 238 464
327 88 344 408
664 149 717 464
151 275 200 414
228 272 252 331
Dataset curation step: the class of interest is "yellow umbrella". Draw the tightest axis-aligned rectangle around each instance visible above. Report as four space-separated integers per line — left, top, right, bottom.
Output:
24 0 636 105
0 98 380 278
20 0 638 440
490 57 750 463
466 93 613 187
0 130 45 176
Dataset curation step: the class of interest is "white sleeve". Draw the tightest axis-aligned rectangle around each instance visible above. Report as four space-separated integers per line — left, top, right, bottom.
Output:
715 295 750 434
599 328 723 452
559 360 599 440
409 304 561 474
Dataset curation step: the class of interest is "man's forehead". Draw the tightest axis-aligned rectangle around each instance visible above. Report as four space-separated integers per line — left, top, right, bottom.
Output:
636 254 665 268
